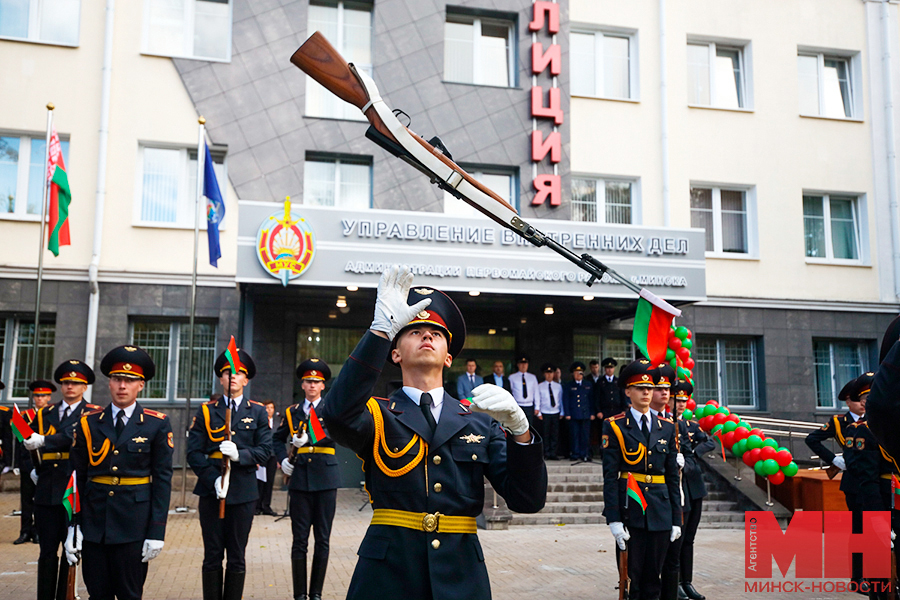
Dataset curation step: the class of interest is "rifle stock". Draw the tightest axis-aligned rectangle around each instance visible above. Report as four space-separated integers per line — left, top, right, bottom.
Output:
65 564 76 600
618 548 628 600
825 464 840 479
219 405 231 519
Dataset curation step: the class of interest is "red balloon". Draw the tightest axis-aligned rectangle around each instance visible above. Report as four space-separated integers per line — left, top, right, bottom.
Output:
747 447 763 464
742 451 756 467
768 471 785 485
669 337 683 351
699 416 713 431
733 427 750 441
759 446 777 461
707 401 719 409
686 329 693 339
727 414 740 423
712 413 728 427
685 399 697 411
676 347 691 361
749 428 765 439
722 431 737 448
684 358 695 370
775 450 792 467
668 329 678 342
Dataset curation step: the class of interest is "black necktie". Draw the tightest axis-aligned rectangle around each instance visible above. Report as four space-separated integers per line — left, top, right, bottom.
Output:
641 415 650 444
63 406 70 420
549 384 556 408
230 399 237 412
116 411 125 437
420 393 437 434
522 374 528 399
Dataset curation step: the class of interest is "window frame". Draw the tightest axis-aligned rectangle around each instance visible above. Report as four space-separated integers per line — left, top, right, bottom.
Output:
570 174 641 225
802 191 867 265
686 38 751 111
0 132 70 222
443 165 519 216
443 10 517 88
689 183 757 258
813 339 871 410
570 27 639 101
141 0 233 63
302 153 373 209
572 332 635 368
0 318 56 400
0 0 81 47
797 48 861 120
693 336 760 410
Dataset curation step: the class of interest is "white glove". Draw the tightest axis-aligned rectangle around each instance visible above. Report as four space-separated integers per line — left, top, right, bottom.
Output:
219 440 239 461
469 384 529 436
291 431 309 448
676 453 685 468
13 468 20 476
370 265 432 341
831 455 846 470
64 525 82 565
30 469 38 485
609 522 630 550
214 475 229 499
671 526 682 542
893 530 896 549
2 466 10 474
281 458 294 476
141 539 164 563
24 433 45 451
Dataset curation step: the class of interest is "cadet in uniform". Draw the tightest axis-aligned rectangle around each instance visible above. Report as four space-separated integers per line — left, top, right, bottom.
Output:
603 359 681 600
14 387 50 545
320 265 547 600
868 317 900 459
188 348 272 600
593 357 628 422
275 358 338 600
564 361 594 462
536 363 564 460
0 382 10 510
23 363 101 600
68 346 173 600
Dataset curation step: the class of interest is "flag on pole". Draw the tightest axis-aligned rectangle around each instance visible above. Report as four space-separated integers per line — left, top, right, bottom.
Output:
632 289 682 365
307 405 327 444
11 404 36 442
46 128 71 257
62 471 80 521
625 472 648 514
203 143 225 268
224 335 242 375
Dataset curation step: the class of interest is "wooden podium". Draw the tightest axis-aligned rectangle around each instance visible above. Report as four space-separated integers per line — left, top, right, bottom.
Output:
759 469 847 511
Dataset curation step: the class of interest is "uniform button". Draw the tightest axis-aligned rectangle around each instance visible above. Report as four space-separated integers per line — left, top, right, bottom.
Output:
308 458 312 463
431 539 440 549
113 450 119 455
648 464 653 469
109 491 114 497
393 447 399 453
433 483 442 493
433 455 441 465
112 466 118 472
648 450 652 455
472 454 478 461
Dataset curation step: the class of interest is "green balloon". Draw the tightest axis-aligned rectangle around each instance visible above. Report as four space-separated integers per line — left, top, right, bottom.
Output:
711 423 724 435
666 348 676 361
674 326 689 340
776 446 789 453
763 459 780 475
763 439 778 449
782 462 799 477
670 358 678 370
732 439 747 456
754 460 767 476
682 338 693 350
723 421 737 433
717 406 731 416
682 409 694 420
739 421 752 430
703 404 717 418
747 435 763 449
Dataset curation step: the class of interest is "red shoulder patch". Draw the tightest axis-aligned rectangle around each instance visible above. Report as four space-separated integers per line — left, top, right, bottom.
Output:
249 400 264 406
143 409 166 419
608 413 625 421
0 406 10 412
85 404 102 410
205 398 218 405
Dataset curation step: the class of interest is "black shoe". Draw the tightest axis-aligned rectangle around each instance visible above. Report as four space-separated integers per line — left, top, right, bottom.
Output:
223 570 246 600
254 509 262 515
681 582 705 600
31 533 39 544
677 583 690 600
13 533 30 545
262 508 278 516
202 569 223 600
309 595 322 600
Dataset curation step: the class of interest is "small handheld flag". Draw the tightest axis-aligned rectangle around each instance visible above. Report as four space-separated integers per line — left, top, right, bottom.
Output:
892 475 900 510
308 405 327 444
203 143 225 267
626 472 648 515
632 289 682 365
62 471 80 521
224 336 242 375
11 404 36 442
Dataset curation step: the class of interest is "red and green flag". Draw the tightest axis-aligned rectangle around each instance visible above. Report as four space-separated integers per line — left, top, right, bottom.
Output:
11 404 35 442
308 405 327 444
632 289 682 365
47 129 71 257
626 472 648 514
62 471 80 522
225 335 243 375
892 475 900 510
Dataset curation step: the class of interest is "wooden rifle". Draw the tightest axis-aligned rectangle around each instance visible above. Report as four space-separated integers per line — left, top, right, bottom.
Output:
825 464 841 479
65 563 76 600
219 388 232 519
618 545 628 600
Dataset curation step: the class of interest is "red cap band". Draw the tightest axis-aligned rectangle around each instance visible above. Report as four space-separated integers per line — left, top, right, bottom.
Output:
301 370 325 381
109 362 145 379
32 387 53 394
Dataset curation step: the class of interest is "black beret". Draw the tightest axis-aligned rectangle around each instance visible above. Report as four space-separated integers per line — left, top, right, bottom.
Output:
28 379 57 394
653 363 676 388
618 359 658 389
570 361 586 373
393 286 466 361
601 357 618 368
101 345 156 381
214 349 256 380
297 358 331 382
54 359 95 385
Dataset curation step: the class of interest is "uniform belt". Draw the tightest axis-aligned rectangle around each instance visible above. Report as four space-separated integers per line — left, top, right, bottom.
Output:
294 446 335 455
90 476 151 486
208 452 223 459
620 472 665 484
370 509 477 534
42 452 69 460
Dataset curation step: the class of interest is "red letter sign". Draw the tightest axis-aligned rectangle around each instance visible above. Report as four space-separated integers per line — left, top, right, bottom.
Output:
532 43 561 76
746 511 823 578
532 175 561 206
528 1 559 33
823 511 891 578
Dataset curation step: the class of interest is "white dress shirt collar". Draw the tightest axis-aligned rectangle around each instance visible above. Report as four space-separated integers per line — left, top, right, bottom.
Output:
631 406 651 424
303 398 321 414
111 402 137 423
60 399 82 419
225 394 244 410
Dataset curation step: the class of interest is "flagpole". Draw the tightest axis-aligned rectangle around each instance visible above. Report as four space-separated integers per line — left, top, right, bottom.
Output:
176 116 205 512
29 103 54 400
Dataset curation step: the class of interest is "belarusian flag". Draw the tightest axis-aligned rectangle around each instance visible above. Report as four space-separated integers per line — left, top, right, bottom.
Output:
62 471 80 522
308 405 327 444
892 475 900 510
224 335 243 375
11 404 36 442
46 129 71 257
626 472 647 514
632 289 682 365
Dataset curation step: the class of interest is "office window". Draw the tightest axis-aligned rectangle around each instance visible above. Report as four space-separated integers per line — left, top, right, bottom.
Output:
0 0 80 45
444 167 516 217
137 146 226 227
798 52 855 118
572 178 634 224
131 321 217 400
297 326 366 383
305 1 372 121
803 194 860 261
444 11 515 87
0 319 56 398
813 340 869 409
690 186 749 254
573 334 635 368
0 135 69 219
687 41 745 109
304 155 371 209
571 30 635 99
143 0 232 61
693 337 758 408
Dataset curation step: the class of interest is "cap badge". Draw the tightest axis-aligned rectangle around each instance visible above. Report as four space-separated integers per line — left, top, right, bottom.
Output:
69 360 79 364
413 288 434 295
641 375 649 381
125 346 137 352
123 363 132 371
310 370 318 376
311 358 320 362
459 433 485 444
416 310 430 319
69 372 78 378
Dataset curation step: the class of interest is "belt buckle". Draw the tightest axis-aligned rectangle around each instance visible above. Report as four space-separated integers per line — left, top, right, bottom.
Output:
644 475 653 484
422 512 440 533
111 476 120 485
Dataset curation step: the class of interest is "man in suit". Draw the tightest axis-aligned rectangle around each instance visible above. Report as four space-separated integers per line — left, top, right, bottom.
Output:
603 359 681 600
68 345 173 600
455 359 483 400
563 362 594 462
276 358 339 600
188 347 273 600
536 363 564 460
256 400 279 516
14 387 50 545
484 361 510 390
23 362 101 600
321 265 547 600
509 355 540 431
588 359 602 385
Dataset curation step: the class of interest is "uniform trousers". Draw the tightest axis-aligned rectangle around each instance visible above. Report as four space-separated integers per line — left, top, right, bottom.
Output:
256 455 277 513
20 468 37 537
540 414 560 458
198 496 256 572
627 529 670 600
289 488 337 560
569 419 591 460
844 492 863 583
518 404 535 431
34 503 69 600
82 540 147 600
662 512 687 599
680 497 703 583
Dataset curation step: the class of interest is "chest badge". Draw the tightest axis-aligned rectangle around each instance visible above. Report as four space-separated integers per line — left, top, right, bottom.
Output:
132 436 148 444
241 417 254 424
459 433 485 444
659 439 667 445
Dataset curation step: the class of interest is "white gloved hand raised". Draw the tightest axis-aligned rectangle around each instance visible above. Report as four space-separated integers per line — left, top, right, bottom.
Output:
214 475 229 499
670 526 682 542
64 525 82 565
469 384 529 436
141 539 164 563
24 433 45 451
281 458 295 477
30 469 38 485
832 455 846 470
219 440 239 461
370 265 432 341
676 453 685 468
609 522 630 550
291 431 309 448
